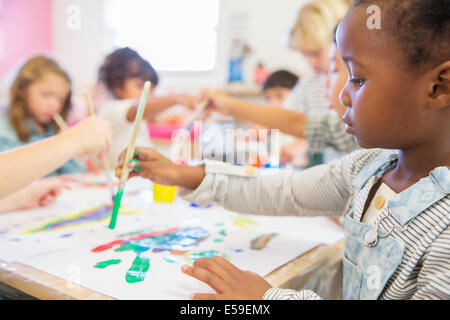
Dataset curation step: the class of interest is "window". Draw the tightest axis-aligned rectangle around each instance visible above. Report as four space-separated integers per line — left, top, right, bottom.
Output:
105 0 219 72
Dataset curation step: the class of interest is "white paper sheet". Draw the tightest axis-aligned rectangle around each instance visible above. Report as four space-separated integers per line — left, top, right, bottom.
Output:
1 174 344 299
19 204 344 299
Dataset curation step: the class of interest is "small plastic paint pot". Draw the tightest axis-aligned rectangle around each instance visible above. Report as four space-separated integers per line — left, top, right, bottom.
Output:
153 183 177 203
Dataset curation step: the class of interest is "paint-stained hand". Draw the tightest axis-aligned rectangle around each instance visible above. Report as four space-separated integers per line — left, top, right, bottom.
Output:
115 147 206 190
181 256 272 300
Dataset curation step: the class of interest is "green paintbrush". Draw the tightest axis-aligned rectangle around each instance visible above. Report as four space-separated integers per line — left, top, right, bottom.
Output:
109 81 151 229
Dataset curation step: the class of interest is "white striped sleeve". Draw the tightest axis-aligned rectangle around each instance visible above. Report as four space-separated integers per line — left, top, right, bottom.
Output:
179 149 382 218
412 226 450 300
305 113 359 153
262 288 322 300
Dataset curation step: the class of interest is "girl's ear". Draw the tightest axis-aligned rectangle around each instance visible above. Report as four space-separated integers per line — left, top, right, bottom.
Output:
427 61 450 110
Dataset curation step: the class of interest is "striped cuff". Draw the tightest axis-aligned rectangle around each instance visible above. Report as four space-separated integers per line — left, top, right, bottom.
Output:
262 288 323 300
178 160 260 205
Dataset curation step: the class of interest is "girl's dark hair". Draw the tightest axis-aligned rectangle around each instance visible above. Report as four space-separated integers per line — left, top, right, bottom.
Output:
352 0 450 69
263 70 299 91
98 47 159 96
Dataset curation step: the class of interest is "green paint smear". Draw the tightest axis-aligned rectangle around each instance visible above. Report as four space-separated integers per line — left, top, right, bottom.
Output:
109 188 124 229
219 229 227 236
94 259 122 269
114 242 147 253
213 238 223 243
126 255 150 283
214 222 224 227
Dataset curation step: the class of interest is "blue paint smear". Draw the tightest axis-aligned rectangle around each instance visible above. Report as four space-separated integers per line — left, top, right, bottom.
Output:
60 233 73 238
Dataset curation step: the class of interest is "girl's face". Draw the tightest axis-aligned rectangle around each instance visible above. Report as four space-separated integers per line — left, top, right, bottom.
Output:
300 47 330 74
326 43 348 119
336 8 431 150
26 72 70 125
263 87 292 107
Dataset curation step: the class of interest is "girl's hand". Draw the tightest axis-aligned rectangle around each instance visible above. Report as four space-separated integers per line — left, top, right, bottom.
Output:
176 95 198 111
115 147 205 190
199 89 239 117
20 178 65 209
67 117 113 159
181 256 272 300
0 178 66 213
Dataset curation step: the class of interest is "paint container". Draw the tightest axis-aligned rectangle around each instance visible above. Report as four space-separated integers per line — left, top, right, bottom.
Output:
153 183 177 203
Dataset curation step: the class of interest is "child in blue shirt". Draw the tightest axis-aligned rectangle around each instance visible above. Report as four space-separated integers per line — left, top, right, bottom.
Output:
0 56 85 175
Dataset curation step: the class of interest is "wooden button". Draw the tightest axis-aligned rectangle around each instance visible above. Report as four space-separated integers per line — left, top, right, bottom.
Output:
374 195 385 210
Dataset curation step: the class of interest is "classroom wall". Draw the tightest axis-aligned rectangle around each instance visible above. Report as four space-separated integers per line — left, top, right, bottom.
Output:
51 0 109 96
50 0 311 94
0 0 313 103
0 0 53 76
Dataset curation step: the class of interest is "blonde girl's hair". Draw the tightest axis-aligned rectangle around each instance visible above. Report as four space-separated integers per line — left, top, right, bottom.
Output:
289 0 352 52
8 56 72 142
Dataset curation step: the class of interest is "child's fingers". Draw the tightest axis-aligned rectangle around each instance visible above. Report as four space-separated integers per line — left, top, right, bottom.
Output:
193 257 230 281
190 293 223 300
39 194 57 207
181 264 227 294
117 147 163 164
211 255 241 274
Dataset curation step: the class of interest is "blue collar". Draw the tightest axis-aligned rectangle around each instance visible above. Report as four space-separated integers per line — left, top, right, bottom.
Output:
353 150 398 191
389 166 450 227
353 150 450 227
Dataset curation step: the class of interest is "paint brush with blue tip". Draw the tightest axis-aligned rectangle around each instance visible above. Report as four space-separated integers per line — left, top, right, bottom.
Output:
183 98 209 131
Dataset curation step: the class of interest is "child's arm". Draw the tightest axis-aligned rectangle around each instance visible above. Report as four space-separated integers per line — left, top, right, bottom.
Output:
117 147 382 218
201 89 359 154
0 178 65 213
0 117 112 199
201 89 307 138
126 95 196 123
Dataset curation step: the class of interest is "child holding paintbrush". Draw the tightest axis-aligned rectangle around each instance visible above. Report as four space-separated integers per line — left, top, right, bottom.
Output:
97 47 197 166
0 56 90 175
0 116 112 212
116 0 450 300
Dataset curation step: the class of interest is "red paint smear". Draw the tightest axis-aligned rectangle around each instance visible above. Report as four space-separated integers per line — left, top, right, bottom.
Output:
91 227 181 253
91 240 125 253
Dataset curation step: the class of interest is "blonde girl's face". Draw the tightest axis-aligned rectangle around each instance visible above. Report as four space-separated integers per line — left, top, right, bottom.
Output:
300 47 330 74
326 43 348 119
26 72 70 125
